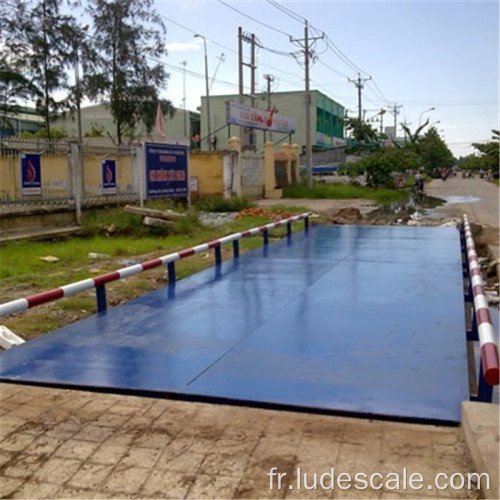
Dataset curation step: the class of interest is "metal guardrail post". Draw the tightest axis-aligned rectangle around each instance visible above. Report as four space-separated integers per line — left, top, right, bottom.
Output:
462 214 499 403
475 359 494 402
215 244 222 265
96 285 107 312
263 229 269 246
167 262 176 284
232 240 240 259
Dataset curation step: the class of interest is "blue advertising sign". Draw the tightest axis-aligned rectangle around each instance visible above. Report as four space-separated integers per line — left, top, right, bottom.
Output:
20 153 42 196
102 159 117 195
145 143 188 199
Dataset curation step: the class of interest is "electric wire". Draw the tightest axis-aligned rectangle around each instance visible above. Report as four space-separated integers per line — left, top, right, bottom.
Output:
215 0 292 38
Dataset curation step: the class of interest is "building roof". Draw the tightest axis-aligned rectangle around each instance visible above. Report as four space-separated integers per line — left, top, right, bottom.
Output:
203 89 344 108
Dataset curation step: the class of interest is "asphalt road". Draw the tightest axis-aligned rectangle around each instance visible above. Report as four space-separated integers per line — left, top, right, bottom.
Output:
427 177 499 257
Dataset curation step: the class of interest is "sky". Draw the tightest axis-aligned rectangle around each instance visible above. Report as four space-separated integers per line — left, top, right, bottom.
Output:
146 0 499 157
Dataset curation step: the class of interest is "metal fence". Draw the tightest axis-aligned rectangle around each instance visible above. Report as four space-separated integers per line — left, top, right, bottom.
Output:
0 137 140 215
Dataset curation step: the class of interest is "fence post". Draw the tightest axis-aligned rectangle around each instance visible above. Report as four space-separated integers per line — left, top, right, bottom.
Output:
70 142 82 224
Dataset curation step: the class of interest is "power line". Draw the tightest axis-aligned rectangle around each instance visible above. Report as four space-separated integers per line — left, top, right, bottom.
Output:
159 11 304 87
215 0 292 38
263 0 393 104
265 0 305 23
316 59 349 79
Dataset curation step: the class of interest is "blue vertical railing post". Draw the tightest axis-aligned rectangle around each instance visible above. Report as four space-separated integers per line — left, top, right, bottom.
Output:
304 215 309 233
232 240 240 259
215 245 222 266
476 359 494 402
287 222 292 238
460 226 468 276
467 308 479 341
96 284 107 312
167 262 176 284
263 229 269 246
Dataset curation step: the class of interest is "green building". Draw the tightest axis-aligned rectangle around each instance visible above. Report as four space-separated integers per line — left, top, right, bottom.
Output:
0 106 44 136
53 103 200 144
200 90 345 152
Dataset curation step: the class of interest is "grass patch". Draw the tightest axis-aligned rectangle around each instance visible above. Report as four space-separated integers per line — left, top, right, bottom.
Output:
283 182 409 205
0 206 310 340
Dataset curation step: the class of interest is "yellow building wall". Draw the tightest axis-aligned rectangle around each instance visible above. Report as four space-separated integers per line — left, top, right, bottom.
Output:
189 152 223 196
0 154 70 200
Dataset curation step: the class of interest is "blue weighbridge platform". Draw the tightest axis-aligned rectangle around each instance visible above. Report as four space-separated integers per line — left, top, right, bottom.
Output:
0 226 469 424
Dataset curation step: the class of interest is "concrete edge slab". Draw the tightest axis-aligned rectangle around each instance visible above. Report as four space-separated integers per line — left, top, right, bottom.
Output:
462 401 499 499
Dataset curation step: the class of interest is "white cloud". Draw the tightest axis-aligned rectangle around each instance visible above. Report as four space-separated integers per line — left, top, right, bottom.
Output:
165 40 203 52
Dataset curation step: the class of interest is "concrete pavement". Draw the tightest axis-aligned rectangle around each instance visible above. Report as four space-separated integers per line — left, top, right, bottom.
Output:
0 383 481 499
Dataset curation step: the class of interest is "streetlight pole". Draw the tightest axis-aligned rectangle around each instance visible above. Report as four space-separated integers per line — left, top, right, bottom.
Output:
419 106 435 126
194 34 211 151
181 61 187 138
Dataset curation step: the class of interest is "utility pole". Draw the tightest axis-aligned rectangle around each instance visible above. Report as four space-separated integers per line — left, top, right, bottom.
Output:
250 34 256 109
348 73 372 122
181 61 187 138
238 27 258 149
379 108 385 135
263 74 275 142
238 27 243 106
290 20 324 188
388 103 403 140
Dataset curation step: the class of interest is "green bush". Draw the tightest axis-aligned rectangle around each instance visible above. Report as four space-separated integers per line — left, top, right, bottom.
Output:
195 196 255 212
356 147 420 188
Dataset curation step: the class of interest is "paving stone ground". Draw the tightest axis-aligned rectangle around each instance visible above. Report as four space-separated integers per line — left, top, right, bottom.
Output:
0 383 484 499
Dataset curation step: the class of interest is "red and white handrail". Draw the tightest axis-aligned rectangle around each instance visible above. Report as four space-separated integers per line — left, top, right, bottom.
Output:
462 214 499 386
0 213 310 319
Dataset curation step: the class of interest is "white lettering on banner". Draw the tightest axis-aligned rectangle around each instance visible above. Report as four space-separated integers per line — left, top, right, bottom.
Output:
226 101 295 134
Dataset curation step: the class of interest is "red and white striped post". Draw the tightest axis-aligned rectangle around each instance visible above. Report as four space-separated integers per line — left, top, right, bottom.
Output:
0 213 310 319
462 214 499 401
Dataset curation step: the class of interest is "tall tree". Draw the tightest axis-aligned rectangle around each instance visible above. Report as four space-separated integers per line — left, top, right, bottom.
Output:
472 130 499 171
85 0 172 144
417 127 455 174
19 0 79 137
0 0 38 134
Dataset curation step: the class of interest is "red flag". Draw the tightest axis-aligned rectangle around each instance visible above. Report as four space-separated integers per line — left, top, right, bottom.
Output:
155 101 165 137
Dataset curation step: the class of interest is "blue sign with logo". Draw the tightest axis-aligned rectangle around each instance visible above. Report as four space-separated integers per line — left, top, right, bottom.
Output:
21 153 42 196
102 159 117 195
145 143 188 199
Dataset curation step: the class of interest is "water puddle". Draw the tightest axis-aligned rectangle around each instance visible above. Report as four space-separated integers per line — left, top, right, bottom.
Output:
368 193 444 221
438 195 482 204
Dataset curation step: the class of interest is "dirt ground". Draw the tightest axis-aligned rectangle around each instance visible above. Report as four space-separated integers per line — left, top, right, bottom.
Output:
257 198 378 216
